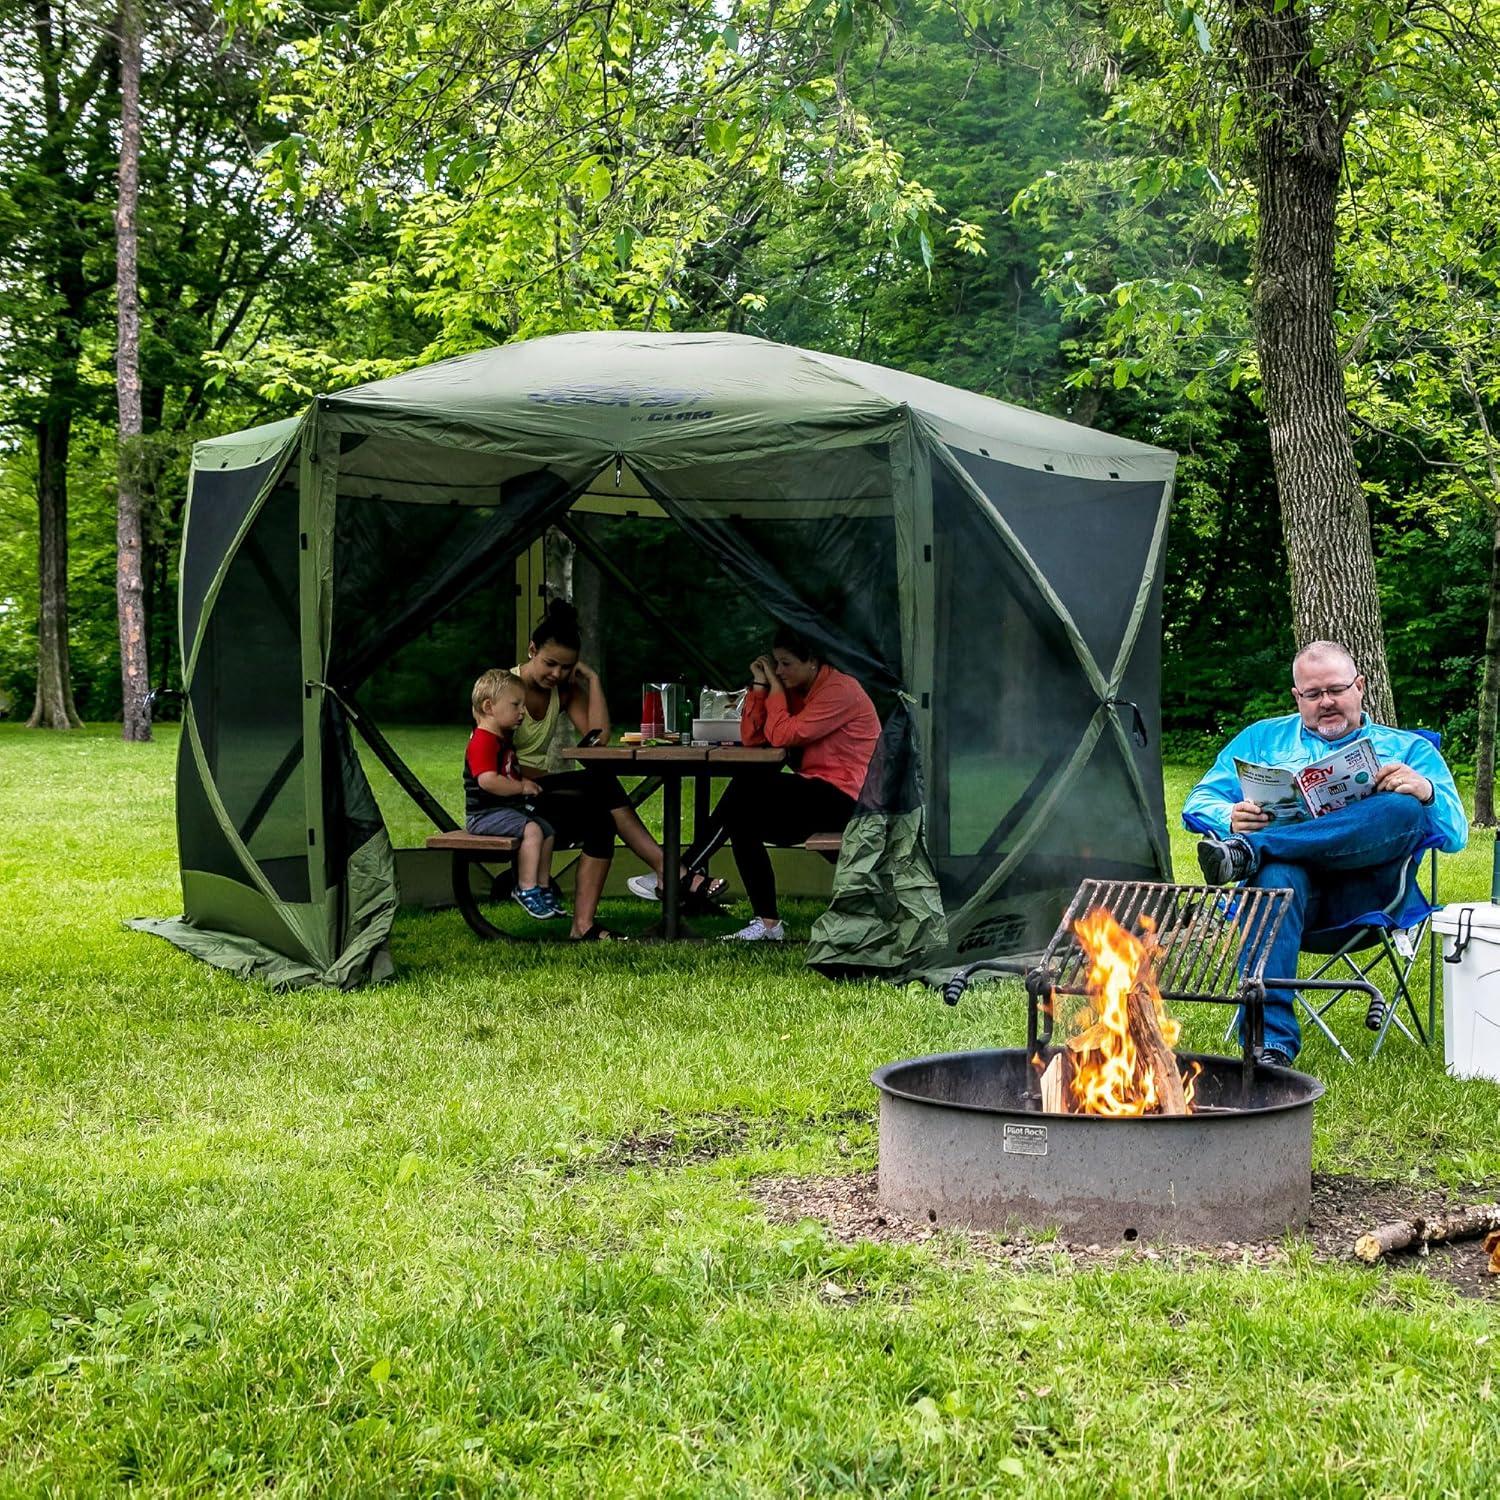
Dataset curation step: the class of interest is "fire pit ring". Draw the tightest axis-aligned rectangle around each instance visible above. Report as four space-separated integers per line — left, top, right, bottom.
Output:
872 1048 1324 1244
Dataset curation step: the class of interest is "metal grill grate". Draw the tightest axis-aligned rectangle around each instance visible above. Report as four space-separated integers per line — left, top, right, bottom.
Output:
1038 879 1292 1005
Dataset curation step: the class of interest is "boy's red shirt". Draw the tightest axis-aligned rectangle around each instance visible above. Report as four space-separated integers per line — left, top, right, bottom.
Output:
465 725 521 782
464 725 523 819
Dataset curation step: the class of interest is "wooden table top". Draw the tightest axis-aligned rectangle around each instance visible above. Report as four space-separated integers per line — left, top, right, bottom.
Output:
566 744 784 768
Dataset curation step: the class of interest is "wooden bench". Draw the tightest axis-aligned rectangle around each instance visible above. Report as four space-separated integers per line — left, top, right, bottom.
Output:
804 832 844 860
425 832 521 941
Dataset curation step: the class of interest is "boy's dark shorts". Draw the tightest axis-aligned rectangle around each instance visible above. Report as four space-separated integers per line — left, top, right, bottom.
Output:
467 807 554 841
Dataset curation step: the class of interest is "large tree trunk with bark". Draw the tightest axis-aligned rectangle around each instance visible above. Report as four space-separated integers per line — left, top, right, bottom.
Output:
115 0 150 742
1234 0 1395 724
27 415 83 729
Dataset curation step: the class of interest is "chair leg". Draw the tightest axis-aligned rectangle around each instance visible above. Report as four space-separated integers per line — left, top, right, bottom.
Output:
1294 991 1356 1063
1379 930 1430 1047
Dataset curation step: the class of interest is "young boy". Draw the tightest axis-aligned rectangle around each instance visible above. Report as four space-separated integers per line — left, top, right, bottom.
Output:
465 668 565 920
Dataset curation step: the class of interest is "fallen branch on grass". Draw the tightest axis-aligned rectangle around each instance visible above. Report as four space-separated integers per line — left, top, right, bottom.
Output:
1352 1207 1500 1263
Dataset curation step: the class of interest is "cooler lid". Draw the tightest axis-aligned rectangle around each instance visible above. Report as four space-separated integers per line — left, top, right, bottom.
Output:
1431 901 1500 936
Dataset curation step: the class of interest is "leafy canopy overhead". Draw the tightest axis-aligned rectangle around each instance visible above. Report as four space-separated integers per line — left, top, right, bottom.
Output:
233 0 984 392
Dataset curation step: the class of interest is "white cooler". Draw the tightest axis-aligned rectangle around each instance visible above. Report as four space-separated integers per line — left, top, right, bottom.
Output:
1430 903 1500 1082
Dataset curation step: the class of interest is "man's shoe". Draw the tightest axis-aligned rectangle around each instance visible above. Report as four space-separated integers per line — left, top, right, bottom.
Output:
627 873 660 902
1196 835 1253 887
1254 1046 1294 1069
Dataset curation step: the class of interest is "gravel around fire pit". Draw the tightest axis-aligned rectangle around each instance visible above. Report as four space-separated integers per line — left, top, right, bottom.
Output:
750 1171 1500 1297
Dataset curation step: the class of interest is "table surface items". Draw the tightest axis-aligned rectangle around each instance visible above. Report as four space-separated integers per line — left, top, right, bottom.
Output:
567 745 784 767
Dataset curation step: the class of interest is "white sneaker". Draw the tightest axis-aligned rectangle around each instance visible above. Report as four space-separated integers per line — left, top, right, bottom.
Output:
723 917 784 942
627 873 660 901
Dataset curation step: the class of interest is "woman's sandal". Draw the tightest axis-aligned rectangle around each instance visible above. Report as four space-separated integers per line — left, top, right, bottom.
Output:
572 922 627 942
683 875 728 913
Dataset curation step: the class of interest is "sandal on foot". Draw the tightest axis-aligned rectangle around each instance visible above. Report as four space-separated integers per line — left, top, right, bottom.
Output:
572 922 627 942
683 875 728 913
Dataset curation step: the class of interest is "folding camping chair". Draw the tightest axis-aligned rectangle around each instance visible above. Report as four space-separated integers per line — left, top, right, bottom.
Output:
1280 834 1440 1062
1210 729 1444 1063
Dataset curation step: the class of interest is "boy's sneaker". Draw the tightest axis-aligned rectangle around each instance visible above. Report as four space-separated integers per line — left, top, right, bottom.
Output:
1196 835 1253 887
627 873 660 902
541 886 568 919
513 885 554 920
722 917 784 942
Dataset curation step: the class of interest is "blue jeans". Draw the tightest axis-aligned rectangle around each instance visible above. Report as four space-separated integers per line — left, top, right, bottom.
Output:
1238 794 1428 1057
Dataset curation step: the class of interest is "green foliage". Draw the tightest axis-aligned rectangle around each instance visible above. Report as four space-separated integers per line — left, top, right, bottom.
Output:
227 0 984 387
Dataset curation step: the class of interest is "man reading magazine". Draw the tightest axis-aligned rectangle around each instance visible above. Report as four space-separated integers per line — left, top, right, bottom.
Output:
1183 641 1467 1066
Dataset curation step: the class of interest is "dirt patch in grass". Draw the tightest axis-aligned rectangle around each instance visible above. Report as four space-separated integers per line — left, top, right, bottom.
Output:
576 1107 869 1176
753 1172 1500 1297
596 1113 753 1171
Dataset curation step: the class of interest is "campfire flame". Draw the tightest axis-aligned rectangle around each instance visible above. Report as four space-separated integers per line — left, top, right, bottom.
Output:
1059 908 1199 1116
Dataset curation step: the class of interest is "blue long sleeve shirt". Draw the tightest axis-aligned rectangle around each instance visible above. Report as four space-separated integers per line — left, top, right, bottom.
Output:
1182 713 1467 854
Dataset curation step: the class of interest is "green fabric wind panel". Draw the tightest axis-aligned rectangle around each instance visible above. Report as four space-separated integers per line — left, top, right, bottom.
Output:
1115 580 1169 844
187 482 310 904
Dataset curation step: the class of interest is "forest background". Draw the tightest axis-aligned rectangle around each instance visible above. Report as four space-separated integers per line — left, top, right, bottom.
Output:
3 0 1498 777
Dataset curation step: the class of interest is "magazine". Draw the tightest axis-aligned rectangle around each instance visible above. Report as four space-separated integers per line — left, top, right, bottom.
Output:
1233 737 1382 822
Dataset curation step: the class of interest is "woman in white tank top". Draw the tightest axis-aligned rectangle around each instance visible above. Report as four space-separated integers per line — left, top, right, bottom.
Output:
512 600 689 939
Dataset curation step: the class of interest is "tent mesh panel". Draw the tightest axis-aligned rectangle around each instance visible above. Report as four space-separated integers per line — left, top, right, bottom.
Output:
187 482 310 903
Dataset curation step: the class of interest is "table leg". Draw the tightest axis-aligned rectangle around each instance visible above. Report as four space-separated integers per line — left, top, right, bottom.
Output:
661 770 682 941
694 775 710 846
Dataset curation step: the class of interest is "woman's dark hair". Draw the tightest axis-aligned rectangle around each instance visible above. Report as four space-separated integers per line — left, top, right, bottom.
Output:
773 622 822 663
531 597 581 652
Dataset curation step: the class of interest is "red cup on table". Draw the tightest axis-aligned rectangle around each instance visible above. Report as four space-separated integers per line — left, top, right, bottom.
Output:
641 686 663 740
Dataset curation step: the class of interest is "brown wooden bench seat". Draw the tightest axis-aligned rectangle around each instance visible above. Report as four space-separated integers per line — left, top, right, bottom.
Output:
804 833 844 857
425 831 521 940
425 832 520 854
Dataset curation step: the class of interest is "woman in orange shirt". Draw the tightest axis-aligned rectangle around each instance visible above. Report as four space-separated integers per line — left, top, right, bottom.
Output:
675 623 881 941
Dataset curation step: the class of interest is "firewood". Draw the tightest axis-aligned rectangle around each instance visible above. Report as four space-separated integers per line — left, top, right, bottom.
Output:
1485 1229 1500 1276
1039 1052 1070 1114
1125 978 1189 1115
1352 1207 1500 1263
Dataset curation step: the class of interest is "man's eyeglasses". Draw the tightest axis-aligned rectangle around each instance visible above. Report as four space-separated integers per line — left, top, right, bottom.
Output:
1293 678 1359 703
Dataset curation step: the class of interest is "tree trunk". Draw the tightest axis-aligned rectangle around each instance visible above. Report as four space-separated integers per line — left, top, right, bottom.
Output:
1233 0 1395 724
27 414 83 730
1475 510 1500 825
115 0 150 742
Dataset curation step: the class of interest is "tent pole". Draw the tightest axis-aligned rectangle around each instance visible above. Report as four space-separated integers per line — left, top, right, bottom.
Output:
556 517 736 687
336 690 459 833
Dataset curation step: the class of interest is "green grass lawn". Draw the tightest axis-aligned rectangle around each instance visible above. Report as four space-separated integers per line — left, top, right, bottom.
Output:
1 723 1497 1494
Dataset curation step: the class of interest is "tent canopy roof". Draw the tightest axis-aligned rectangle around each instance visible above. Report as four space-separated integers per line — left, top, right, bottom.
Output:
194 332 1174 484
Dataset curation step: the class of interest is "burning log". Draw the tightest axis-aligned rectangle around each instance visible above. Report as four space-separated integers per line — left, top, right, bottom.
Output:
1057 909 1196 1116
1125 976 1189 1116
1038 1051 1071 1114
1352 1206 1500 1263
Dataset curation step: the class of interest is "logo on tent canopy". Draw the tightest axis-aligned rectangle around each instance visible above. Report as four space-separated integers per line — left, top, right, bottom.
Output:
526 386 714 421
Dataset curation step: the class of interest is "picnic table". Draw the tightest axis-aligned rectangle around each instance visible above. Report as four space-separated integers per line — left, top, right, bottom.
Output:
568 743 786 939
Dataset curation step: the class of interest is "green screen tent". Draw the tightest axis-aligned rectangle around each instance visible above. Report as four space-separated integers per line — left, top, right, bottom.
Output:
132 331 1177 988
